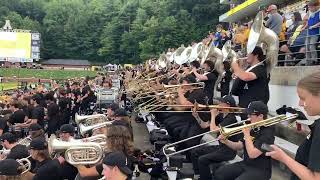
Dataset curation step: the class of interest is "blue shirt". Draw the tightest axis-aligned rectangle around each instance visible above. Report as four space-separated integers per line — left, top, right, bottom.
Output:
308 11 320 36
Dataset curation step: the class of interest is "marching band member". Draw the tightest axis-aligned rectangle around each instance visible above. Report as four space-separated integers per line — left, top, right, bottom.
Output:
231 46 270 116
192 60 219 103
45 93 59 137
0 132 29 160
190 95 241 180
0 159 27 180
29 137 63 180
76 125 134 179
58 124 76 142
266 72 320 180
102 151 133 180
214 101 275 180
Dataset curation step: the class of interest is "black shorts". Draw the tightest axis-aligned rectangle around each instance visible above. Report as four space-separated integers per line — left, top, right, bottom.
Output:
289 45 303 53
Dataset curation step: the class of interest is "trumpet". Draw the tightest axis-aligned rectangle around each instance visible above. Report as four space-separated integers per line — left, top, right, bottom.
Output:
48 135 103 165
17 155 32 174
163 114 298 162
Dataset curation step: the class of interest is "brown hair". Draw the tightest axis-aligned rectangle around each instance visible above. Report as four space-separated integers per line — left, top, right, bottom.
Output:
105 125 133 155
35 149 50 160
297 71 320 96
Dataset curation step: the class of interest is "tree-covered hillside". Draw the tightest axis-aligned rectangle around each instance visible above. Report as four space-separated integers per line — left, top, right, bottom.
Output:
0 0 227 64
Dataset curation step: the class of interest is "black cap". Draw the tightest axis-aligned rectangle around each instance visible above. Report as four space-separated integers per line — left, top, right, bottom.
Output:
0 159 20 175
114 108 128 117
244 101 268 115
106 103 119 111
30 137 48 150
60 124 75 134
0 132 16 143
29 123 42 131
103 151 132 176
216 95 236 107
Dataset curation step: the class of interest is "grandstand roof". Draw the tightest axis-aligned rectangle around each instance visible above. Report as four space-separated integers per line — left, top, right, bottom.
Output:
41 59 91 66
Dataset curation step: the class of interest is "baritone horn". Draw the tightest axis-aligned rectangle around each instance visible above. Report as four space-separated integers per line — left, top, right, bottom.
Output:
79 121 114 136
163 114 298 160
75 113 108 125
48 135 103 165
17 156 32 174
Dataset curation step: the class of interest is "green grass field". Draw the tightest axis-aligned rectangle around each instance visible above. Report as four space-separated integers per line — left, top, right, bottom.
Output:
0 68 98 79
0 82 18 91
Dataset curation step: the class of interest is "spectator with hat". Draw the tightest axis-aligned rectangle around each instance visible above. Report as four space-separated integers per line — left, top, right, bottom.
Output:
265 4 283 36
102 151 133 180
29 137 62 180
190 95 241 180
214 101 275 180
0 132 29 160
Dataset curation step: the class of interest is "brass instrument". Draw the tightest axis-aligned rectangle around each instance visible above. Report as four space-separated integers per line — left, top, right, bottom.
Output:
142 103 245 113
79 121 114 136
18 136 32 146
48 135 103 165
173 46 187 65
163 114 298 161
75 113 108 125
81 134 107 149
17 155 32 174
246 11 279 73
189 42 205 62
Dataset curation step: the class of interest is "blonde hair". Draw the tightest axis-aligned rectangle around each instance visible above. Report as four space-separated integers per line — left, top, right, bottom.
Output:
297 71 320 96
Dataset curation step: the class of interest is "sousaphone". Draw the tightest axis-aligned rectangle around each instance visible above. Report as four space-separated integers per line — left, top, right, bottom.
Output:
189 42 204 63
173 46 186 65
247 11 279 73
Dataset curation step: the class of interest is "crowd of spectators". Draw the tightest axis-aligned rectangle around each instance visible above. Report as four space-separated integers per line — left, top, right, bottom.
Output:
202 0 320 66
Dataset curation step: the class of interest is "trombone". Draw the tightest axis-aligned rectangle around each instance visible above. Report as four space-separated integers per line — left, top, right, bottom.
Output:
142 103 245 113
163 114 298 161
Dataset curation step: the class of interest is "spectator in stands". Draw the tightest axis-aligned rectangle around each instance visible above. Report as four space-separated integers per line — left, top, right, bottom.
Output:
214 24 226 49
279 12 307 66
233 24 250 51
305 0 320 65
279 12 287 44
265 4 283 37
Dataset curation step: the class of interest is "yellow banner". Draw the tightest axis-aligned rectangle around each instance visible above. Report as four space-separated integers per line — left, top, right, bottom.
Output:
227 0 258 16
0 32 31 59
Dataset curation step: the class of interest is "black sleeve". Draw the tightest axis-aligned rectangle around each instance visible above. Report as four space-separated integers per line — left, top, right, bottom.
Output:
254 127 275 154
95 163 103 175
187 90 207 104
309 121 320 172
206 72 217 81
47 104 59 117
0 119 7 130
6 145 29 160
219 115 237 127
250 65 266 80
224 71 232 83
32 108 40 120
